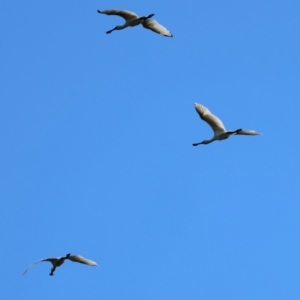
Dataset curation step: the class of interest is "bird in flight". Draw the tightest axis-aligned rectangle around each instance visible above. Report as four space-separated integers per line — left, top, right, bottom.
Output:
193 103 261 146
23 253 98 276
97 9 173 37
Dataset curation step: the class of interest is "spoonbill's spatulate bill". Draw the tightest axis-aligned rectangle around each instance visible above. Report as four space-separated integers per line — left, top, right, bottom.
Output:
97 9 173 37
193 103 261 146
23 253 98 276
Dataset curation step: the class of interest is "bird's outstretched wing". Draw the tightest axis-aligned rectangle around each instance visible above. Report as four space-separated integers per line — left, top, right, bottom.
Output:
68 255 98 266
194 103 226 135
235 129 261 135
22 258 59 275
98 9 138 21
142 19 172 37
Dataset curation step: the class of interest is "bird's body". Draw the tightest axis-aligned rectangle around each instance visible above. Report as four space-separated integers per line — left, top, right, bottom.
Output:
97 9 172 37
193 103 261 146
23 253 98 276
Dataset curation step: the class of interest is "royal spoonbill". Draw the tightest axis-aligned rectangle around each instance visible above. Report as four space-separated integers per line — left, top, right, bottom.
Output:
193 103 261 146
23 253 98 276
97 9 173 37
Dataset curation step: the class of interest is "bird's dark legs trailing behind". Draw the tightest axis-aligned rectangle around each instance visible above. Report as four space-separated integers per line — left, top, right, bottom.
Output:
234 129 243 134
49 266 56 276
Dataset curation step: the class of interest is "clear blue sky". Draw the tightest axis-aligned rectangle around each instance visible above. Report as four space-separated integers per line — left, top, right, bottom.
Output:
1 0 300 299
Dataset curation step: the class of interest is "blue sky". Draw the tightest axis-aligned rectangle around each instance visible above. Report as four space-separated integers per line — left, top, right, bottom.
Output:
1 0 300 299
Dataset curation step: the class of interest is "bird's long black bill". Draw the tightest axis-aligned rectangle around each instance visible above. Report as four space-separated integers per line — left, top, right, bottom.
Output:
106 27 116 34
192 143 202 146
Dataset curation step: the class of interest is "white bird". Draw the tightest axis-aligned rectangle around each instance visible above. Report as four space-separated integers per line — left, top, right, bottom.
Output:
97 9 173 37
193 103 261 146
23 253 98 276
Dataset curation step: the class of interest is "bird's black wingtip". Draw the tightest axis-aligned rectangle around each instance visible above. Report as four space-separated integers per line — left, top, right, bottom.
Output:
97 10 102 13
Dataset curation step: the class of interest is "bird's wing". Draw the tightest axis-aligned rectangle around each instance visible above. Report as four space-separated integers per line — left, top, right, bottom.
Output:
68 255 98 266
22 258 59 275
142 19 172 37
98 9 138 21
235 129 262 135
194 103 226 134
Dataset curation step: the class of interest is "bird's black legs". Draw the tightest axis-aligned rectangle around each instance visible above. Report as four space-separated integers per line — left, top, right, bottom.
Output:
49 266 56 276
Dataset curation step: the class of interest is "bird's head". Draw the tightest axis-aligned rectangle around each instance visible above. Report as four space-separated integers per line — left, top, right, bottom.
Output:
140 14 155 21
65 253 71 258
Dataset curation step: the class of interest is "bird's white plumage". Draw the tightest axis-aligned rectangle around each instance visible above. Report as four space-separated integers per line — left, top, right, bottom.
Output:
194 103 226 136
98 9 172 37
68 255 98 266
23 254 98 275
193 102 261 145
99 9 139 21
235 129 261 135
22 257 62 275
142 19 172 37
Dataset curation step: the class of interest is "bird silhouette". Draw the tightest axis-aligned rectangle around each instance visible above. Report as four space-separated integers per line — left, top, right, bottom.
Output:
97 9 172 37
23 253 98 276
193 103 261 146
